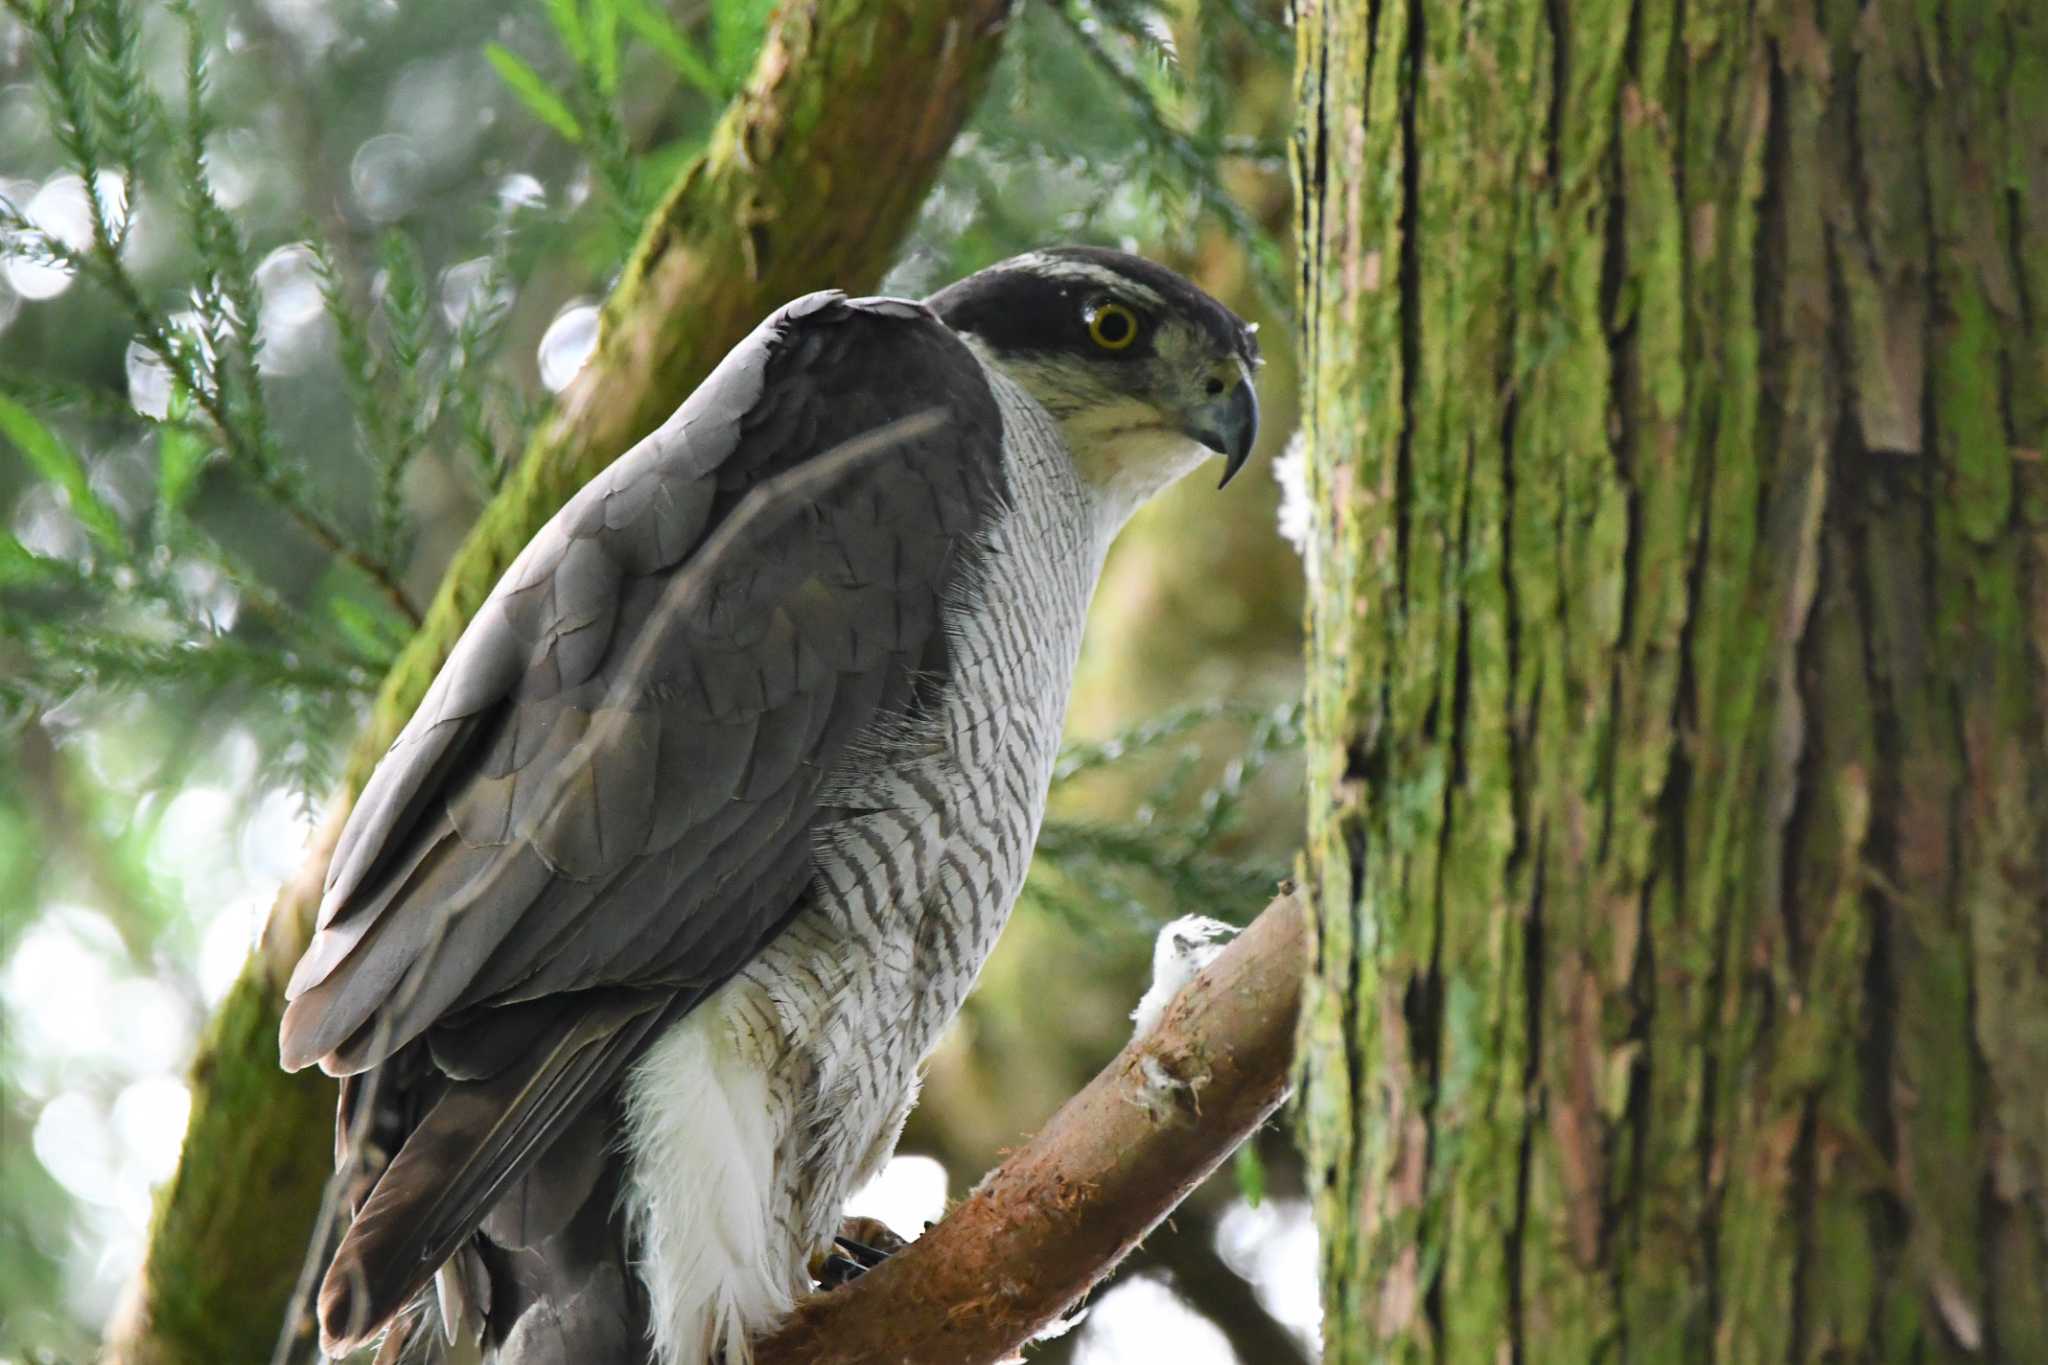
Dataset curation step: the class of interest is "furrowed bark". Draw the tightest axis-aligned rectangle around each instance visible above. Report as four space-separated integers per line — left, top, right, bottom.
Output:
1295 0 2046 1359
753 893 1307 1365
107 4 1010 1361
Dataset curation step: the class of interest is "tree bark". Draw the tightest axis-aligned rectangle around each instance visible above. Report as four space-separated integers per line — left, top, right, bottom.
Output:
1293 0 2045 1360
754 893 1306 1365
106 5 1009 1361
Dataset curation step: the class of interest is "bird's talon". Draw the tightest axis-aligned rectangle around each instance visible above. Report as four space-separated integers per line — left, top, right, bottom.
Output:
832 1234 893 1268
811 1214 911 1286
817 1254 868 1289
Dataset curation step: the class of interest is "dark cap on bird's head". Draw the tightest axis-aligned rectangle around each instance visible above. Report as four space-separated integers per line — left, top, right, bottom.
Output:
927 246 1262 489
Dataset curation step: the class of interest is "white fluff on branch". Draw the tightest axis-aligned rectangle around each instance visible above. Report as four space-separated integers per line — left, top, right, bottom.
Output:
1130 915 1239 1039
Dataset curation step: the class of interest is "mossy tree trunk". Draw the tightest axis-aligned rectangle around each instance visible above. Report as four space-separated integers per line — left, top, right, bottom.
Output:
1293 0 2045 1359
108 4 1009 1361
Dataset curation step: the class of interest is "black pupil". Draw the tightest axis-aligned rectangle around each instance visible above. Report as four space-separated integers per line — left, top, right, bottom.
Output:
1097 309 1130 342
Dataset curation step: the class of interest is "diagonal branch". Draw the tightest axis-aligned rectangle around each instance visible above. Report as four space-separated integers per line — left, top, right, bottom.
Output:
754 891 1307 1365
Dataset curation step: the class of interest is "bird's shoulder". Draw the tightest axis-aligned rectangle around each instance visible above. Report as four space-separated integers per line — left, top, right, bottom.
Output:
284 287 1010 1077
319 290 1000 914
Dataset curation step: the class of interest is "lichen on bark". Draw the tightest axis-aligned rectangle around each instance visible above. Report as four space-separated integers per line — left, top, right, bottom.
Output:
1294 0 2047 1359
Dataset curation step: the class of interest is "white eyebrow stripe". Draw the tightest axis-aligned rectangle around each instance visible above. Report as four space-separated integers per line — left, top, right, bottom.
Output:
1008 253 1168 308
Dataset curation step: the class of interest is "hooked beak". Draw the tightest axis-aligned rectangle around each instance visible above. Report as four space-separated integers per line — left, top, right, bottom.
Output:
1187 357 1260 487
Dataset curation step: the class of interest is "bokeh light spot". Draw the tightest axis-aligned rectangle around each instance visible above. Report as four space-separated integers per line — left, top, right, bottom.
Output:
538 301 599 392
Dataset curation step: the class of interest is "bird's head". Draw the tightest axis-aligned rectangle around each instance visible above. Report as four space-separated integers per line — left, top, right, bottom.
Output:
926 247 1261 513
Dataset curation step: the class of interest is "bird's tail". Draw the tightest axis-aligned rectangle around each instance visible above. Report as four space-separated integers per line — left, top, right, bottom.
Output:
348 1089 652 1365
316 992 673 1362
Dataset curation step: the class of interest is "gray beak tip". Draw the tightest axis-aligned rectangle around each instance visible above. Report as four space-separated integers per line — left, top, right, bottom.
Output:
1192 360 1260 490
1217 445 1250 489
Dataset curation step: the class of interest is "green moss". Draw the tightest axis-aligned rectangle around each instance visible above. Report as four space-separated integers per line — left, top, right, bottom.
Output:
130 968 335 1364
1298 0 2048 1359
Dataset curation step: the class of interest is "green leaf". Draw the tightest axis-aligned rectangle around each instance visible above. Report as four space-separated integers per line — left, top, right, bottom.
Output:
328 592 406 666
541 0 589 64
1233 1139 1267 1208
0 393 124 552
158 385 210 511
485 43 584 142
588 0 621 95
712 0 774 88
0 530 55 587
637 132 707 198
617 0 723 98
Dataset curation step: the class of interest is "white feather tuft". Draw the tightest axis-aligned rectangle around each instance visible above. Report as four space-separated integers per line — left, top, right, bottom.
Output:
1274 431 1313 559
1130 915 1238 1038
624 998 804 1365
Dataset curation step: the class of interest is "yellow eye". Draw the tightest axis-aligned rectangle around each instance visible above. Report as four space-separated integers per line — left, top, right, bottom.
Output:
1088 303 1139 351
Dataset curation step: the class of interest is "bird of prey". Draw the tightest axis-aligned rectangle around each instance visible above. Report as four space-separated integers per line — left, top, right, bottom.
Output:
278 247 1261 1365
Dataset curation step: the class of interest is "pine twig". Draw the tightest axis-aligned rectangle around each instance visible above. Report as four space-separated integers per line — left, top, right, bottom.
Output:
1045 0 1290 314
3 0 424 628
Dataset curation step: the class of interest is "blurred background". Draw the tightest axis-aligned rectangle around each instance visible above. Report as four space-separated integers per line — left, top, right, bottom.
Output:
0 1 1310 1360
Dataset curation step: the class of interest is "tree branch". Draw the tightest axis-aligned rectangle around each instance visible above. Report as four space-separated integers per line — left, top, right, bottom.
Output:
754 892 1307 1365
106 5 1010 1361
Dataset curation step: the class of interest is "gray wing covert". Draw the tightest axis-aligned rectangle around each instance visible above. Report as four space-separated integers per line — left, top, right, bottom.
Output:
278 291 1007 1076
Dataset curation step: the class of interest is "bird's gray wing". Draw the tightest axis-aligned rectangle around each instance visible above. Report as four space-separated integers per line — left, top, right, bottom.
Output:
278 289 1005 1076
284 292 1008 1355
